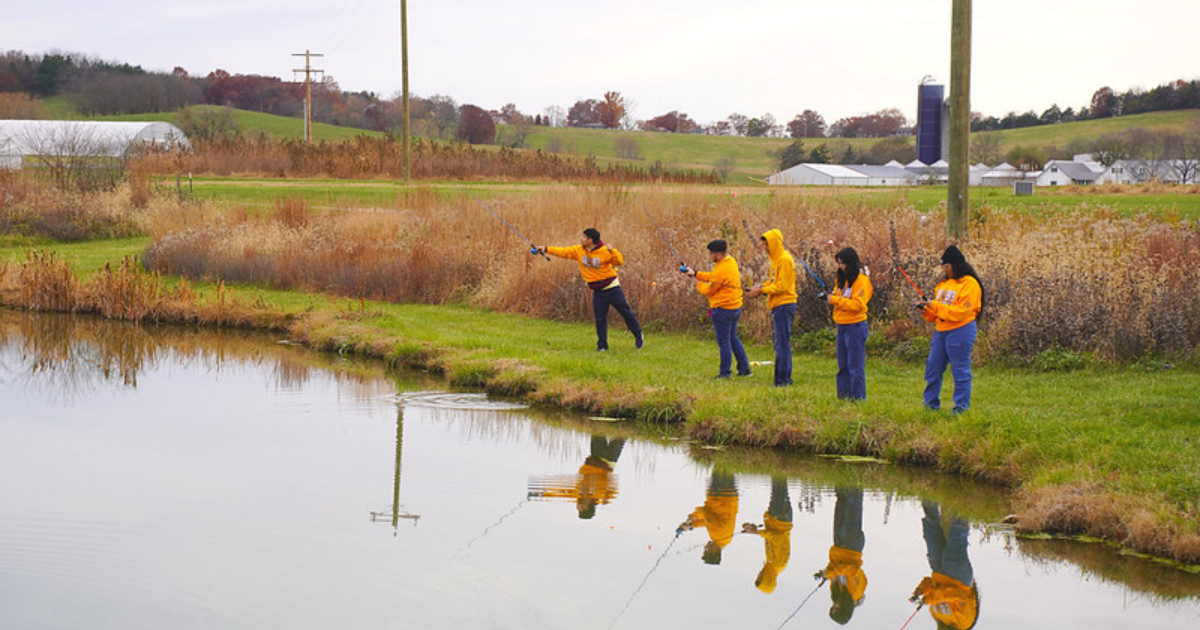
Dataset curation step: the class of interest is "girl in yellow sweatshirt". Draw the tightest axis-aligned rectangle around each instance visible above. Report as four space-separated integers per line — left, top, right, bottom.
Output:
917 245 984 413
826 247 873 400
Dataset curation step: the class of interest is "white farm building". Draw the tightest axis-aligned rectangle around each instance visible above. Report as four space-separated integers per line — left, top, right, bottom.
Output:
0 120 190 170
767 163 916 187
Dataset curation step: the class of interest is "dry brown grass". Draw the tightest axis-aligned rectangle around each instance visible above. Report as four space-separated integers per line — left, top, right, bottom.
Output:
137 187 1200 361
133 136 720 184
0 250 290 330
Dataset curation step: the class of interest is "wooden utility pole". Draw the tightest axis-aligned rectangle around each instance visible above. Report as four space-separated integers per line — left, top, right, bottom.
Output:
947 0 972 239
292 50 324 144
401 0 411 183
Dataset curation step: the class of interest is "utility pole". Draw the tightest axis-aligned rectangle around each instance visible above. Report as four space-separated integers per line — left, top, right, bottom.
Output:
292 50 324 144
401 0 411 183
947 0 972 240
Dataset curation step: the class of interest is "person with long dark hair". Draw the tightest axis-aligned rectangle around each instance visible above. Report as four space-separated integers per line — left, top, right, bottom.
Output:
825 248 873 400
916 245 985 413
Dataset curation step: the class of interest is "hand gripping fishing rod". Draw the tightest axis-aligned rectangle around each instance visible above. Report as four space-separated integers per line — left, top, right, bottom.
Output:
465 190 550 261
617 172 689 274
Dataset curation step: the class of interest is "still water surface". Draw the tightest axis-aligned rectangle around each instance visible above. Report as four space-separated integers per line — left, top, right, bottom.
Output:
1 313 1198 629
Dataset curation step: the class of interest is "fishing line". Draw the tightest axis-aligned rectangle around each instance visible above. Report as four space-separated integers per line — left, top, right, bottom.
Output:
464 190 549 260
617 173 688 273
607 529 684 630
772 579 825 630
456 498 528 557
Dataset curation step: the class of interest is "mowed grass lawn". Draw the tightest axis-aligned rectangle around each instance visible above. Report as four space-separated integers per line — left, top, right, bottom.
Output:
3 236 1199 556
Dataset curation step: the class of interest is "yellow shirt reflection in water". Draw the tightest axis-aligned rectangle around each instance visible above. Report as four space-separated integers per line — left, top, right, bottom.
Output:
743 476 793 593
680 470 738 565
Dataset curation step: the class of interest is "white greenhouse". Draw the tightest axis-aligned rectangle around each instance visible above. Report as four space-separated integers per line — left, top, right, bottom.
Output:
0 120 190 170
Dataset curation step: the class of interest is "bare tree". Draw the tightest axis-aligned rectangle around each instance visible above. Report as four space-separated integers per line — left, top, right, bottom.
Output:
1170 122 1200 184
970 132 1002 165
19 123 126 191
175 106 240 143
542 105 565 128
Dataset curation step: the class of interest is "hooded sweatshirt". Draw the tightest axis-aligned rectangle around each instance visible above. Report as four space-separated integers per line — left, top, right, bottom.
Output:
759 229 797 310
695 255 743 310
921 275 982 332
751 512 794 593
822 546 868 603
545 242 623 289
917 573 978 630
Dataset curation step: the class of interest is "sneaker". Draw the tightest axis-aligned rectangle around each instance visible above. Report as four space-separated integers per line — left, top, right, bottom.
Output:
597 346 609 352
736 371 752 377
713 374 731 379
634 331 644 349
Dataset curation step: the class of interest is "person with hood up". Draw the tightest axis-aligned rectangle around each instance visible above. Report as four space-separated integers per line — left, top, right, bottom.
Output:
536 228 643 352
916 245 984 413
684 239 751 379
679 470 739 565
746 230 798 387
824 248 873 400
742 476 793 593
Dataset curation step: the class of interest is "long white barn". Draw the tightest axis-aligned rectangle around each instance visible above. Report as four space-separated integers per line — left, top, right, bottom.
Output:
0 120 190 170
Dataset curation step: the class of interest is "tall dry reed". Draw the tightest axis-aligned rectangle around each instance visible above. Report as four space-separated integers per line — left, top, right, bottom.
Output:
139 187 1200 362
133 136 720 184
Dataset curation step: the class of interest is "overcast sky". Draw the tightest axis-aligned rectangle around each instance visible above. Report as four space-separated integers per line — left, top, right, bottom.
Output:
7 1 1198 125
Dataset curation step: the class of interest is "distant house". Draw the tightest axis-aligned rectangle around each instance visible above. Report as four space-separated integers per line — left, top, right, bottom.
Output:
1035 160 1101 186
0 120 190 170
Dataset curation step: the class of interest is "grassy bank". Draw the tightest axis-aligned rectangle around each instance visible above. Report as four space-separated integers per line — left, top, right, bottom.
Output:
2 237 1199 566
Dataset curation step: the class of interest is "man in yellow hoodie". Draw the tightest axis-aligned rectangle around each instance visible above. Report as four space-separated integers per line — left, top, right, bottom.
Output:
742 476 793 593
537 228 643 352
685 239 751 379
747 229 798 386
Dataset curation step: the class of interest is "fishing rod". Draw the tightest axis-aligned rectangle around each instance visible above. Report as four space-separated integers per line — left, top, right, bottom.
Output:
898 603 924 630
616 172 688 273
896 265 928 301
607 527 684 630
796 256 830 294
464 190 550 261
454 497 528 557
772 578 826 630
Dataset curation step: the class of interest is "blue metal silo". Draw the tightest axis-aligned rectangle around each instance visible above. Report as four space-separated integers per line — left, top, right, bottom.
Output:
916 81 945 165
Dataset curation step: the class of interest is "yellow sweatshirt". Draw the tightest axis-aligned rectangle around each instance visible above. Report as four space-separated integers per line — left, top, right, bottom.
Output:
918 573 978 630
752 513 794 593
822 546 868 603
760 229 797 310
696 255 743 310
831 273 873 325
922 275 982 332
546 243 623 286
689 492 739 550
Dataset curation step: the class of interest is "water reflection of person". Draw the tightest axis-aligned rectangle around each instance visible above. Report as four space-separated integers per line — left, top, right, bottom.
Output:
742 476 793 592
528 434 625 519
679 469 739 565
911 500 980 630
816 487 868 625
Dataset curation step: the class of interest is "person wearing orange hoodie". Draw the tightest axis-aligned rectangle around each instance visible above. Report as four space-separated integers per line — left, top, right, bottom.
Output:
685 239 751 379
825 248 873 400
679 469 739 565
746 230 798 387
536 228 643 352
911 500 980 630
916 245 984 413
526 434 625 520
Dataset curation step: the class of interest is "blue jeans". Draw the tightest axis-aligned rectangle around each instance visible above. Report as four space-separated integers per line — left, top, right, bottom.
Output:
711 307 750 377
924 321 977 411
833 487 865 552
836 321 868 400
592 286 641 350
771 303 796 386
922 501 973 586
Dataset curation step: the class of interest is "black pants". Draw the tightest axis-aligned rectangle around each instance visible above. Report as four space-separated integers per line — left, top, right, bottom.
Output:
592 286 641 349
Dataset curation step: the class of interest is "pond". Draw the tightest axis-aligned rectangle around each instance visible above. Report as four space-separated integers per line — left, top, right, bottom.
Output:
1 312 1198 630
